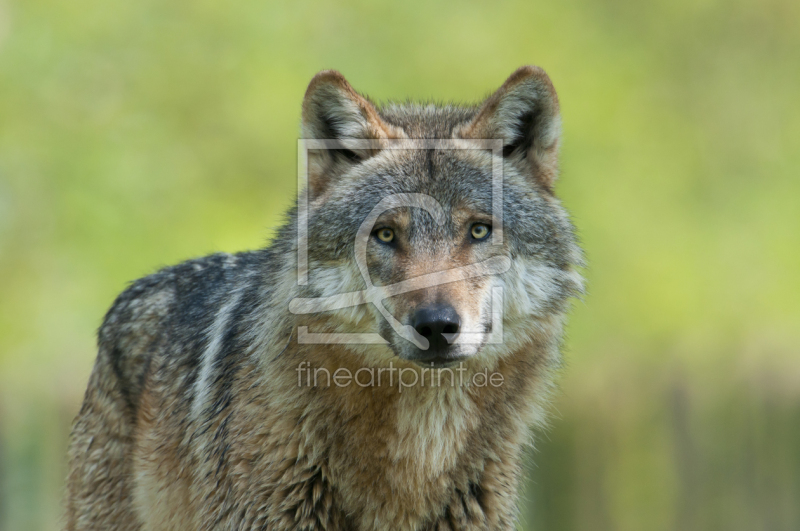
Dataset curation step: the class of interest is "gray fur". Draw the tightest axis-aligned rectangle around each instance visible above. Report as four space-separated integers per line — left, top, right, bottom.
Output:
65 66 583 531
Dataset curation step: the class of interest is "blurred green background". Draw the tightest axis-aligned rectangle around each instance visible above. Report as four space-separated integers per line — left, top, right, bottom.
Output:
1 0 798 529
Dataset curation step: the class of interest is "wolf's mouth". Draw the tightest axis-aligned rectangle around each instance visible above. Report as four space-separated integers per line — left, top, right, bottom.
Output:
408 355 469 369
404 344 470 368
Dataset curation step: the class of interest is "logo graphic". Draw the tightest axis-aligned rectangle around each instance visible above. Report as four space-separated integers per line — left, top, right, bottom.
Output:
290 139 508 347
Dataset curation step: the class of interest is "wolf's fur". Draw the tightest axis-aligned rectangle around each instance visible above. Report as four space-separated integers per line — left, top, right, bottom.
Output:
65 66 583 530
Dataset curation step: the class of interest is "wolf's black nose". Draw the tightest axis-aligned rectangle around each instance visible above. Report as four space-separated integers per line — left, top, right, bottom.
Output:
412 305 461 352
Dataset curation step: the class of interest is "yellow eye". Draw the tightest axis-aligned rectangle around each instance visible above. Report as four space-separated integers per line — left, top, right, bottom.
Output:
376 228 394 243
470 223 491 240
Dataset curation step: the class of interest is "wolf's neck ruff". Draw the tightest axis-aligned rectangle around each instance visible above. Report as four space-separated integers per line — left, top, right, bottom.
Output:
65 66 583 531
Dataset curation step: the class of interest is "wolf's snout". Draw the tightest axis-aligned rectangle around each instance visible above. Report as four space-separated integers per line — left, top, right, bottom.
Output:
412 305 460 353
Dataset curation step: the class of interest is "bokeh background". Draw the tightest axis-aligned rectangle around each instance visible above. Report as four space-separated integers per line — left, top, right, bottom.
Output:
1 0 798 529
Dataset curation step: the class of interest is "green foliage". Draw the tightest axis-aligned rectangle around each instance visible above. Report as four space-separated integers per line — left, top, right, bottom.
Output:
0 0 798 529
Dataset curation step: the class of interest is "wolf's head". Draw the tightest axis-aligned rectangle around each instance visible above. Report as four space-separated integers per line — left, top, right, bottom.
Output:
292 67 583 367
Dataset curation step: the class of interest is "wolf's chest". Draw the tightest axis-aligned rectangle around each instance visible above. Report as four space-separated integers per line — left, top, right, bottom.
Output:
321 386 482 528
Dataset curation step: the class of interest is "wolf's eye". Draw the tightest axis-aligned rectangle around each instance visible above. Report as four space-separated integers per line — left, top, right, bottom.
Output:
375 228 395 243
470 223 491 241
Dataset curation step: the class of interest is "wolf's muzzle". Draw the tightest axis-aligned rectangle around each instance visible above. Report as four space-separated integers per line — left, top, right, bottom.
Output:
409 304 462 362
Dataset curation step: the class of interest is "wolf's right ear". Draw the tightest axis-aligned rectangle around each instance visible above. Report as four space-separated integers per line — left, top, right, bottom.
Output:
458 66 561 190
301 70 402 197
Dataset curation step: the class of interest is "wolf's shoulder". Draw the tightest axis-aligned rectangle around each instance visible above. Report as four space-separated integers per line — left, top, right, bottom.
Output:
99 250 268 351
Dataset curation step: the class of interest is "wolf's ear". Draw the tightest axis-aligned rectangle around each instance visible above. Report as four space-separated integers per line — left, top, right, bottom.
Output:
458 66 561 189
302 70 402 196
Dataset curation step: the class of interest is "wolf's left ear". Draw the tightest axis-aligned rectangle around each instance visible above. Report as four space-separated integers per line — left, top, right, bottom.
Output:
458 66 561 189
302 70 403 197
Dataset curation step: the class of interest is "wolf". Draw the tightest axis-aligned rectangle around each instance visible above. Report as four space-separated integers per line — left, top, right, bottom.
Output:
64 65 583 530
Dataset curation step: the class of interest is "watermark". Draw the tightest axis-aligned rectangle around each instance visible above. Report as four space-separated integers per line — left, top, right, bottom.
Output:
296 362 505 392
290 138 507 347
